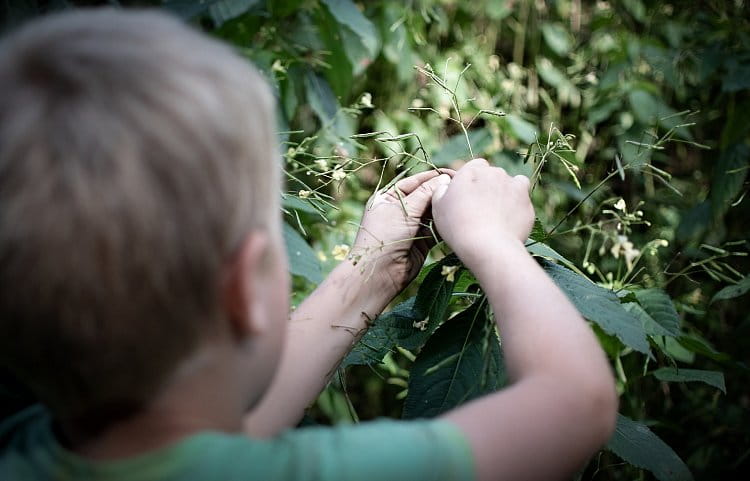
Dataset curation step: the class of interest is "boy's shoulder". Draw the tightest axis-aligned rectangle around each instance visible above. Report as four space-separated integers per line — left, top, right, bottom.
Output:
0 407 476 481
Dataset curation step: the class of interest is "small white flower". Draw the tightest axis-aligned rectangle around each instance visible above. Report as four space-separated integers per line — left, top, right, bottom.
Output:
441 265 459 283
298 190 311 199
413 319 428 331
332 244 350 261
315 159 329 171
359 92 374 109
614 198 627 211
332 168 347 181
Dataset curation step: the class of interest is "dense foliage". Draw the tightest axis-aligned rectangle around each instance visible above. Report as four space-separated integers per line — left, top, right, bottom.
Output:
3 1 749 480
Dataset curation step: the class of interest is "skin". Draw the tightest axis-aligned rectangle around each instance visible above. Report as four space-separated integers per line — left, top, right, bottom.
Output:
66 161 618 481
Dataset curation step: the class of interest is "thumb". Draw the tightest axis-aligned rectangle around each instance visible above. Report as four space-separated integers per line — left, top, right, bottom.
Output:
432 174 450 204
404 174 451 217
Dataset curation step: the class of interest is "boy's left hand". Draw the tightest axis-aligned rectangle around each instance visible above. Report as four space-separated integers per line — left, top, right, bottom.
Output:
351 169 453 297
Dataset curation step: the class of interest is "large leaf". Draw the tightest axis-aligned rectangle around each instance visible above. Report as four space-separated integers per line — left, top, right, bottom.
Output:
343 297 428 367
607 414 694 481
633 289 681 337
652 367 726 393
711 275 750 303
412 254 462 334
315 7 354 98
710 143 749 219
282 222 323 283
541 261 651 354
541 22 573 56
403 299 505 418
210 0 262 26
321 0 378 59
502 114 537 144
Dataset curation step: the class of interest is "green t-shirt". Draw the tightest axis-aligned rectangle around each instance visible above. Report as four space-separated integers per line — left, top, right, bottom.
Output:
0 406 476 480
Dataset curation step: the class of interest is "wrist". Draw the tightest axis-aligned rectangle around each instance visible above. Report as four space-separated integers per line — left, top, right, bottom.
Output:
458 237 529 281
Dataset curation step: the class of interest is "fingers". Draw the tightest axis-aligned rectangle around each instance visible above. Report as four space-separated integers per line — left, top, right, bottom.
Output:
393 168 455 195
403 173 451 217
514 174 531 191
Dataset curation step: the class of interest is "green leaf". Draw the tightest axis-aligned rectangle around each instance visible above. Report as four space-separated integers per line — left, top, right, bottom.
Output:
403 299 505 418
209 0 262 26
529 218 548 242
267 0 305 17
652 367 726 393
541 261 651 354
303 71 338 121
677 334 730 362
413 255 461 333
526 242 577 271
710 143 749 219
315 7 355 97
502 114 537 144
633 289 681 337
624 303 675 338
321 0 379 58
430 129 493 166
282 222 323 283
343 298 428 367
607 414 693 481
711 275 750 303
541 23 573 56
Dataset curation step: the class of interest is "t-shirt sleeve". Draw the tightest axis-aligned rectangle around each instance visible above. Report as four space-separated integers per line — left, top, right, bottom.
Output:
271 419 477 481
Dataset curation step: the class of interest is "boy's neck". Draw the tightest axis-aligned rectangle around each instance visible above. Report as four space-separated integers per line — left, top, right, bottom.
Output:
59 344 252 460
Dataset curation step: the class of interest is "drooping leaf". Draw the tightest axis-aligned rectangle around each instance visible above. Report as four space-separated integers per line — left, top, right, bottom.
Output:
282 222 323 283
652 367 726 393
403 299 505 418
710 143 749 219
677 334 730 362
321 0 379 59
343 298 428 367
541 261 651 354
526 242 577 271
633 289 682 337
413 254 462 334
607 414 693 481
711 275 750 303
430 129 493 166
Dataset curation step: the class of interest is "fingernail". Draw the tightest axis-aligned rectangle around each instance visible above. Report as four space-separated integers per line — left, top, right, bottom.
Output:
437 174 450 184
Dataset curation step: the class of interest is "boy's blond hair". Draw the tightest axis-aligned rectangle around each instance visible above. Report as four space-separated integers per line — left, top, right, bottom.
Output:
0 9 278 428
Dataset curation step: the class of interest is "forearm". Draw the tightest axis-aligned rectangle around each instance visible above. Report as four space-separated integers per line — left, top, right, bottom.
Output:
467 239 613 387
243 259 394 437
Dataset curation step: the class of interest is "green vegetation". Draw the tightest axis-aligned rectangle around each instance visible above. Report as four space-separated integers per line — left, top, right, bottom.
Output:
3 1 748 479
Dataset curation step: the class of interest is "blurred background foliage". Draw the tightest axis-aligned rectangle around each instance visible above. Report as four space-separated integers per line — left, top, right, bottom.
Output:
2 0 749 479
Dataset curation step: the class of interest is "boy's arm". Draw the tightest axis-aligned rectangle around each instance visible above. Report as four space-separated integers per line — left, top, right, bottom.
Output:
244 170 452 437
433 159 618 481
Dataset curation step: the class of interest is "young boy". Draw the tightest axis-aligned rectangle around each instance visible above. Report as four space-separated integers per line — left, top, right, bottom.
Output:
0 9 617 481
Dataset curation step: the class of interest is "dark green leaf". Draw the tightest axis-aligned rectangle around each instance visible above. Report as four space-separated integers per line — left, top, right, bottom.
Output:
677 335 730 361
633 289 681 337
413 254 462 333
315 7 355 97
209 0 262 26
542 261 651 354
607 414 693 481
343 298 428 367
303 71 338 121
403 299 505 418
321 0 379 58
711 275 750 303
283 222 323 283
652 367 726 393
710 143 749 219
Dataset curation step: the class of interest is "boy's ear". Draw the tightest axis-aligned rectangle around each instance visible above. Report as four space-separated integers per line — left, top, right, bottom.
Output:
223 231 271 338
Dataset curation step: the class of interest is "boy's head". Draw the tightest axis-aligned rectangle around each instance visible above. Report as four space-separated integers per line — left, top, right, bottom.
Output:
0 9 288 428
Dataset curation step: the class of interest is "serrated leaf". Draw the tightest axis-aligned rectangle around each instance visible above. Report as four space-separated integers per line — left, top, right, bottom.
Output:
430 129 493 166
529 218 548 242
403 300 505 418
607 414 693 481
413 254 461 333
541 261 651 354
343 298 427 367
282 222 323 283
633 289 681 337
526 242 576 271
711 275 750 303
652 367 726 393
623 303 674 338
677 335 730 361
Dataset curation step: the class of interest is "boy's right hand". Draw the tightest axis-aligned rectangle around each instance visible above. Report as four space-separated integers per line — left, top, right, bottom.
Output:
431 158 534 268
